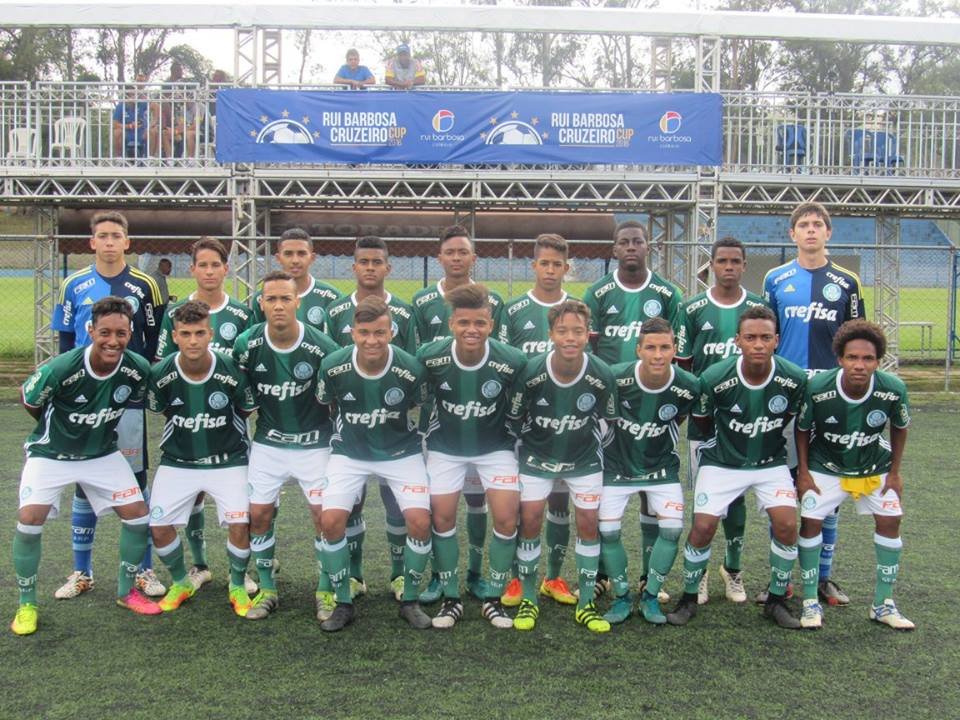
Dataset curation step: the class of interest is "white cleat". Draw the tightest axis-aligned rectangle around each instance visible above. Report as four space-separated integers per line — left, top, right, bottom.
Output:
870 599 915 631
244 572 259 596
54 571 94 600
719 565 747 604
697 569 710 605
801 598 824 629
135 569 167 598
187 565 213 591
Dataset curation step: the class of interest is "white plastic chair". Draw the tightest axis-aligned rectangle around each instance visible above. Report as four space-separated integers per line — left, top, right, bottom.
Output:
7 128 38 161
50 117 86 161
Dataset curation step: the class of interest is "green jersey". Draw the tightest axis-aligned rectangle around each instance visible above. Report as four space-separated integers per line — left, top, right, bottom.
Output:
798 368 910 478
583 270 683 364
694 355 807 470
508 352 618 479
147 351 256 469
251 276 342 332
324 292 417 354
675 287 768 440
318 345 427 462
234 322 341 449
412 280 507 343
503 290 569 357
418 337 527 456
22 346 149 461
156 294 253 359
604 363 700 486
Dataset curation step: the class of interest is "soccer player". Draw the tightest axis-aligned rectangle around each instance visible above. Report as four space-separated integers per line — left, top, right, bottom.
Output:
146 301 257 617
500 233 577 607
52 210 165 601
316 296 432 631
250 227 343 332
675 237 767 605
668 305 807 630
12 297 161 635
232 271 341 621
796 320 914 630
507 299 618 633
764 201 865 606
600 318 699 625
419 284 527 628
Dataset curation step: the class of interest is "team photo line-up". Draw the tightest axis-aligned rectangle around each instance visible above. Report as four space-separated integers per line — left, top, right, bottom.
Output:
10 200 914 637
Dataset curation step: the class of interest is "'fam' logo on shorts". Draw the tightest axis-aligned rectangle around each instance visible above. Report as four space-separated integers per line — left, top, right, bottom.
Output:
491 475 518 485
112 486 140 501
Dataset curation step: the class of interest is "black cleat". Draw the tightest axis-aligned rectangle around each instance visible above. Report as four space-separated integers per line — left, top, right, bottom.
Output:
320 602 355 632
399 600 432 629
763 595 801 630
666 593 699 626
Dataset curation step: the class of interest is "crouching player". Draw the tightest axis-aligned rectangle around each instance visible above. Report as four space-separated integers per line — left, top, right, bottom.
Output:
147 301 258 617
796 320 914 630
599 318 699 625
12 297 160 635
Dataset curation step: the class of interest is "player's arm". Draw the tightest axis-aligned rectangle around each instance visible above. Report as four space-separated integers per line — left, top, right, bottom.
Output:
849 274 866 321
691 376 714 437
762 271 780 331
21 363 56 420
674 303 694 370
581 288 601 354
154 310 173 361
250 292 265 325
232 369 258 420
52 284 76 354
794 384 820 494
883 388 910 497
402 314 419 354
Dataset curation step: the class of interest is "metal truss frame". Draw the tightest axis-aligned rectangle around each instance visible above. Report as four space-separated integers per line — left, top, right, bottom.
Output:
33 207 58 365
874 214 901 372
651 37 672 92
230 170 269 303
0 174 231 204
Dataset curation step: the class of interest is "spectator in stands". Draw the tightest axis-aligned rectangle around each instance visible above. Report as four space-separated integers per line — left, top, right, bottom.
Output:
151 258 172 305
334 49 376 90
384 43 426 89
160 62 200 159
112 74 155 160
204 69 229 146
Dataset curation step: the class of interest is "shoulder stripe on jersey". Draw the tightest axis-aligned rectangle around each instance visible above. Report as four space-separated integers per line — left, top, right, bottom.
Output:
129 267 163 303
827 261 864 291
57 266 95 303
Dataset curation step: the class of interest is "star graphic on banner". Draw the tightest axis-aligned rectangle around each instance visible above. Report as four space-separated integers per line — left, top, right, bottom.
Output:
489 117 497 125
510 111 519 119
480 132 487 140
260 115 268 123
302 116 310 124
249 130 257 137
313 131 321 139
531 117 539 126
541 131 549 140
281 109 290 118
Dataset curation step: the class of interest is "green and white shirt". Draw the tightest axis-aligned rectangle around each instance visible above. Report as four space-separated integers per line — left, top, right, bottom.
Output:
251 276 343 332
412 279 507 344
324 292 418 354
156 294 254 359
22 346 150 461
502 290 569 358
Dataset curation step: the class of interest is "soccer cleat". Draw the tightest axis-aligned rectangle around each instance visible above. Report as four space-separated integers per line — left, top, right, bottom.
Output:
54 570 94 600
756 583 795 604
666 594 699 626
466 572 489 600
720 565 747 603
800 599 824 630
639 591 667 625
431 598 464 629
389 576 404 602
418 574 442 605
637 576 670 604
136 569 167 598
10 604 38 636
246 591 279 621
870 600 915 631
320 603 355 632
540 577 577 605
763 595 801 630
116 587 162 615
482 600 513 629
243 572 259 596
603 594 633 625
513 599 540 631
575 602 611 633
315 591 335 622
399 601 432 630
818 579 851 607
697 569 710 605
228 584 253 617
350 577 367 599
501 577 523 607
187 565 213 591
158 581 196 612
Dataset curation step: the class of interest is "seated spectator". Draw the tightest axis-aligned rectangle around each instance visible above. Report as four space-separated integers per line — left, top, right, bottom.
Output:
112 74 155 160
160 62 200 159
334 49 376 90
205 69 229 144
384 44 426 90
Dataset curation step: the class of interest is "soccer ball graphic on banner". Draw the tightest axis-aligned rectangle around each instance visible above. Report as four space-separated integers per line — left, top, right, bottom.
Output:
485 121 542 145
257 119 313 144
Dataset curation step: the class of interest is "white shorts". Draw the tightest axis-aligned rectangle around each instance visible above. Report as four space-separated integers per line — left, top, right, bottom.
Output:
427 450 519 496
324 454 430 513
150 465 249 527
463 473 484 497
783 417 797 470
693 464 797 517
248 442 330 506
117 407 146 473
599 483 685 521
801 471 903 520
19 453 144 519
688 439 703 487
520 472 602 510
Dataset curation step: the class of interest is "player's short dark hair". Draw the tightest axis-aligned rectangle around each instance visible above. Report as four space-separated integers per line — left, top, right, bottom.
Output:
90 210 129 234
191 236 228 264
446 283 490 312
355 235 389 258
547 299 591 330
173 300 210 327
261 270 296 288
158 257 172 268
711 236 745 260
439 224 473 250
832 319 886 360
354 295 390 325
737 304 777 332
638 317 674 340
278 227 311 248
613 220 646 243
790 201 832 231
534 233 568 258
91 296 134 326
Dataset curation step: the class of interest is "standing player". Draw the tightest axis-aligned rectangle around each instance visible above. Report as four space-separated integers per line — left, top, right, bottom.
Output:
795 321 913 630
508 300 618 633
668 305 807 629
764 201 865 606
316 297 432 631
12 297 161 635
418 284 527 628
146 301 257 617
52 210 165 601
600 318 699 625
675 237 767 605
232 271 341 621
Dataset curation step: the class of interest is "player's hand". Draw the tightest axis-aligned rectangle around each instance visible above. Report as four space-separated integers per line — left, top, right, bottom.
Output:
882 472 903 500
795 469 819 497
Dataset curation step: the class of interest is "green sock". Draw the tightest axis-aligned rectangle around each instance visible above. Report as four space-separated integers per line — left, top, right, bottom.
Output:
385 520 406 581
250 528 277 593
768 539 797 598
13 523 42 606
323 537 352 603
798 534 822 601
517 536 541 603
874 534 902 606
346 511 365 581
722 495 746 572
681 541 712 595
185 502 207 567
575 538 601 610
545 509 570 579
315 537 332 593
155 536 188 585
402 536 432 602
432 526 460 599
647 523 682 597
118 519 150 597
466 506 487 577
226 541 250 589
487 529 516 598
599 524 628 598
639 513 659 578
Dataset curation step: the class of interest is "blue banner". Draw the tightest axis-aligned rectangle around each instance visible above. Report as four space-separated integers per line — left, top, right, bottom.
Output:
215 90 722 166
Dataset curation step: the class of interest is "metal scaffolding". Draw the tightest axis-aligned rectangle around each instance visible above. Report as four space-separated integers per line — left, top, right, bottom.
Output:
33 207 58 364
874 214 902 372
